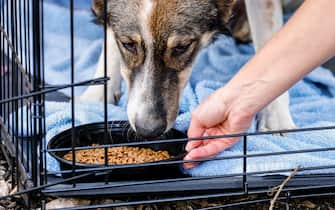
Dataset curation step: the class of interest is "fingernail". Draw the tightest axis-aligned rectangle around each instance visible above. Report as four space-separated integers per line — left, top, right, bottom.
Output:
183 163 192 169
183 154 195 169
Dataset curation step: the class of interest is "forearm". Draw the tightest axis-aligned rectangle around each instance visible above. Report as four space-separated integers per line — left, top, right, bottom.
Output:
223 0 335 116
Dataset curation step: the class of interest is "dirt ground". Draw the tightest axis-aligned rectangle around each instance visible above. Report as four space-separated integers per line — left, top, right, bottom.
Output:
44 196 335 210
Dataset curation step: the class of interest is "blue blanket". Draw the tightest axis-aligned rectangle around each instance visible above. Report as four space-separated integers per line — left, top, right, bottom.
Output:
43 0 103 96
28 1 335 175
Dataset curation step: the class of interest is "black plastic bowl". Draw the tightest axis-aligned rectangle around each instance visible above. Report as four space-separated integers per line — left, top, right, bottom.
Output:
48 121 187 181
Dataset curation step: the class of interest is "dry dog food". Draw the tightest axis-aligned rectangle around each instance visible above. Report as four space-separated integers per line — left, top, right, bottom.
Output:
63 144 172 165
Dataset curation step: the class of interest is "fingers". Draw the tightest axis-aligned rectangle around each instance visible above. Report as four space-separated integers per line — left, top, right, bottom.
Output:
186 140 224 160
185 140 202 152
183 153 199 169
183 138 240 169
186 115 206 152
187 114 205 138
184 141 221 169
184 89 235 169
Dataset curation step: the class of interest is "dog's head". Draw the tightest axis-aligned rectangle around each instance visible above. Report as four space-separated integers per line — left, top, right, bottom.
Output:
93 0 240 138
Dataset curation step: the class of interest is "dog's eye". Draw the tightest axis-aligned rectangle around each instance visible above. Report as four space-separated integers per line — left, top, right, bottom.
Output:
172 43 192 56
122 42 137 54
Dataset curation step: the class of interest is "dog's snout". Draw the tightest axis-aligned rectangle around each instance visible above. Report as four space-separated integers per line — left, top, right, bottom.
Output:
135 119 167 138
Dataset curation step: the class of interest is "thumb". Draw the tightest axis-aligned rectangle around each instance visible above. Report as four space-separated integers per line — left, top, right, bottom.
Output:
184 138 239 167
186 116 206 151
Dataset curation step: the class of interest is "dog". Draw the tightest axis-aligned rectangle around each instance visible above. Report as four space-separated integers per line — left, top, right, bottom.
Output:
79 0 298 138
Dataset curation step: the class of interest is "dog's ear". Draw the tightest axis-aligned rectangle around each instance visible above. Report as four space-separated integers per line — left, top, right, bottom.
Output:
92 0 105 24
217 0 251 42
216 0 236 25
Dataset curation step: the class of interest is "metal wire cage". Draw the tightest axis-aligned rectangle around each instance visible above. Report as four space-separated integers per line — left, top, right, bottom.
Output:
1 0 335 209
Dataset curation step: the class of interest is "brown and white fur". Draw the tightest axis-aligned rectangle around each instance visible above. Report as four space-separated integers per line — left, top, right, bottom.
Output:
79 0 298 138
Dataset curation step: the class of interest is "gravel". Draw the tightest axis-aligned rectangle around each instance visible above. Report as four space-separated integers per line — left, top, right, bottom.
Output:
0 152 23 210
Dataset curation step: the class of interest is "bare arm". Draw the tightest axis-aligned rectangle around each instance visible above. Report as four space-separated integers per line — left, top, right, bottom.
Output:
228 0 335 116
185 0 335 168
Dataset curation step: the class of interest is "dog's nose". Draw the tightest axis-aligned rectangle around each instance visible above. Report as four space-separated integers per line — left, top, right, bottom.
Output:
135 119 167 138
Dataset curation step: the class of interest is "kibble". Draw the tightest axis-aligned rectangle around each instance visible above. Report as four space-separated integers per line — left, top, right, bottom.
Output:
63 144 172 165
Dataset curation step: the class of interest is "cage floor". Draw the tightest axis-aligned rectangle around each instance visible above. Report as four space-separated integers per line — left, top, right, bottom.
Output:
11 137 335 198
42 174 335 197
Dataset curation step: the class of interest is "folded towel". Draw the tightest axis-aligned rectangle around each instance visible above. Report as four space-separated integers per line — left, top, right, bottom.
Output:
17 1 335 175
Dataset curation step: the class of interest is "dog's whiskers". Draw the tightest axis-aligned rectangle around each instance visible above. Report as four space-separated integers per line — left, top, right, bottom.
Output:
126 127 132 143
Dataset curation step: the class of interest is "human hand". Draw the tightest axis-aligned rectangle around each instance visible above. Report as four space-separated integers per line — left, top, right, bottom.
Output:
184 87 254 169
183 0 335 169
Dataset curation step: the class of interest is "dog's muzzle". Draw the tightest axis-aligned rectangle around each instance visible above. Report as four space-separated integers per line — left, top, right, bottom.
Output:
134 117 167 138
